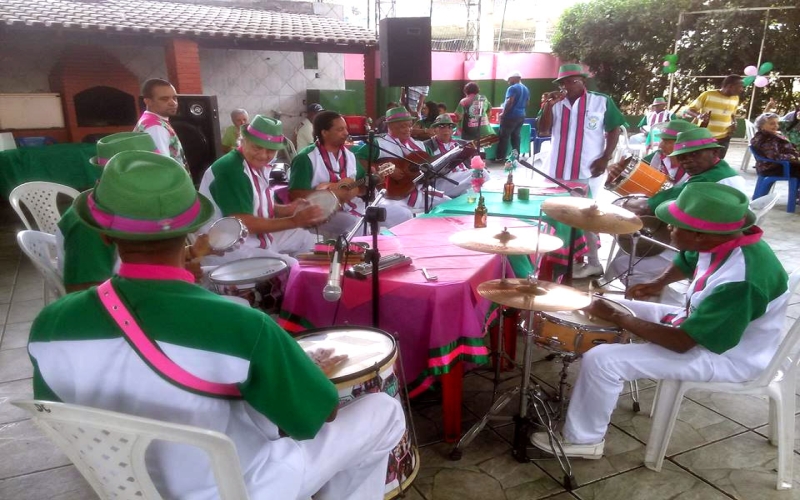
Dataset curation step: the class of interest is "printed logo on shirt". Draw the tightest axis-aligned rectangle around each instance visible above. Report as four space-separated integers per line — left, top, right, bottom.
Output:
586 114 601 131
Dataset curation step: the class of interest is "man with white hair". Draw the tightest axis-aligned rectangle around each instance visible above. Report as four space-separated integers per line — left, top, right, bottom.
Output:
221 108 249 153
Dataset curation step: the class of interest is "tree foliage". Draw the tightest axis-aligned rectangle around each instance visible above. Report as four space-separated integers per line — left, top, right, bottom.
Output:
551 0 800 118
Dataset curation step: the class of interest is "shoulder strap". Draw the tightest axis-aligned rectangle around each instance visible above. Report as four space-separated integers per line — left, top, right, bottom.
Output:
96 280 242 398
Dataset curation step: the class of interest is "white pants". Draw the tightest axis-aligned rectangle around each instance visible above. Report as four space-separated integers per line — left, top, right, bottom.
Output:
434 167 475 199
317 204 414 239
571 175 607 266
295 393 406 500
563 299 750 445
380 189 449 213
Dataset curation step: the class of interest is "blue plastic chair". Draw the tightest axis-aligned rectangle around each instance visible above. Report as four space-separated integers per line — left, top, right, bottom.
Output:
528 118 551 154
751 146 798 213
15 136 58 148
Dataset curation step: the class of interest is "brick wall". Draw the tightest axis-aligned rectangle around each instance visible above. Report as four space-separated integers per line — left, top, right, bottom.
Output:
165 39 203 94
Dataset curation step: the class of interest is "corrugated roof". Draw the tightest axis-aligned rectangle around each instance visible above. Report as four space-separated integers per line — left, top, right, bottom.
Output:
0 0 377 49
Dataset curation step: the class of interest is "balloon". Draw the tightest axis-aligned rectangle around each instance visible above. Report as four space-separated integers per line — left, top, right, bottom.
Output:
663 54 678 64
759 62 774 74
744 65 758 76
754 76 769 88
663 61 671 67
743 75 756 87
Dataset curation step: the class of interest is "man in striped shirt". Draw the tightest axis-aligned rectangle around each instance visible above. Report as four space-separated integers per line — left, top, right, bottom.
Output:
531 183 790 460
683 75 744 159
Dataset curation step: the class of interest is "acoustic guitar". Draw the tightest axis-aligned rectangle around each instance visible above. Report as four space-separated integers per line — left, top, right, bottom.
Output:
315 162 395 198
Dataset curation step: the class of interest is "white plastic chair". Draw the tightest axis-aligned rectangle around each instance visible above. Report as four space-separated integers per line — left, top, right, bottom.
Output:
645 268 800 490
17 230 65 302
9 181 80 235
750 191 780 226
12 400 250 500
740 119 758 171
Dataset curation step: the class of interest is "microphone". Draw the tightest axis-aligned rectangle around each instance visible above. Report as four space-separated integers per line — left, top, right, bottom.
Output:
323 235 345 301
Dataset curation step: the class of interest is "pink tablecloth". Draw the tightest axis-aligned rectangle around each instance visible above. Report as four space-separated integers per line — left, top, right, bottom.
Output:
279 216 519 396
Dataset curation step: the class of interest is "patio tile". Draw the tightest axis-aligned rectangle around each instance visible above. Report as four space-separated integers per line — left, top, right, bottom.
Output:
6 298 44 324
0 321 32 351
418 428 509 471
430 467 504 499
754 413 800 453
0 285 13 304
10 282 43 303
0 378 33 425
0 303 9 326
0 347 32 383
673 431 800 498
611 386 747 456
685 389 800 429
572 462 730 500
0 419 71 480
479 452 564 498
0 465 96 500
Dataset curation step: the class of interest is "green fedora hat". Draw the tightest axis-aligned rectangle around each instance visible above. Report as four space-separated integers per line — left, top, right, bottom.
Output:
385 106 415 123
668 128 723 156
90 132 158 167
655 183 756 235
658 119 698 141
74 151 214 241
553 63 589 83
651 97 667 106
432 113 456 128
240 115 286 150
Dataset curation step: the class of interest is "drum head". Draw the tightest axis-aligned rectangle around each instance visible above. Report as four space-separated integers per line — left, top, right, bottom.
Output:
543 300 632 331
616 216 671 258
208 257 288 285
207 217 246 251
296 327 396 384
304 190 339 220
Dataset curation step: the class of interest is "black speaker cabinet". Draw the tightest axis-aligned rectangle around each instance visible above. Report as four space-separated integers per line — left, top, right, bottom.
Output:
138 94 223 186
172 95 223 186
379 17 432 87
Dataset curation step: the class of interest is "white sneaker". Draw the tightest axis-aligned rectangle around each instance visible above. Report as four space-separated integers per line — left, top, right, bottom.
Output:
530 432 604 459
572 263 604 279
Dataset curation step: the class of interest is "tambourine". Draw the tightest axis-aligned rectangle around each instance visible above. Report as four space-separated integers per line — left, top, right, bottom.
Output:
301 190 340 227
207 217 249 252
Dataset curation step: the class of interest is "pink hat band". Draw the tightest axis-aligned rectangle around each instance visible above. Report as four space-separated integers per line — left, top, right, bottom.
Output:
88 194 201 233
667 203 746 232
661 128 680 138
674 137 717 151
246 125 283 144
387 111 412 121
557 70 584 79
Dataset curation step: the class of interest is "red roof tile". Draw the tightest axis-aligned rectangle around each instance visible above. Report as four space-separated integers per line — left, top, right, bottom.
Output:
0 0 377 49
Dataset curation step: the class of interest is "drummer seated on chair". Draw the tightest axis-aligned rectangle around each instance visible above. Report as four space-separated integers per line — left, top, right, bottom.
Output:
199 115 326 266
605 128 748 288
531 183 789 460
288 110 411 238
423 113 482 199
29 151 406 499
356 106 449 213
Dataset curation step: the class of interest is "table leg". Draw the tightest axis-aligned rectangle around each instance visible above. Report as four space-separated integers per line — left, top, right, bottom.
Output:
441 361 464 443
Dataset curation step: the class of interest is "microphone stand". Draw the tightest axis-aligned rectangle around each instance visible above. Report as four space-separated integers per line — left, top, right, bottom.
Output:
515 157 586 285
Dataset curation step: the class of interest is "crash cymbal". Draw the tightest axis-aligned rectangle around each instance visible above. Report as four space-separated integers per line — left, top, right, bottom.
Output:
449 226 563 255
477 278 592 312
541 197 643 234
616 215 672 258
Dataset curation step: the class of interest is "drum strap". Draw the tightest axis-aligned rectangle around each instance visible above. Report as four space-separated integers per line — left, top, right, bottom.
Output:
96 280 243 399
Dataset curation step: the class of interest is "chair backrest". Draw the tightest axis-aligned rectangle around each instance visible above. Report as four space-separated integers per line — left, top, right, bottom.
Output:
749 146 792 177
9 181 80 235
744 120 758 140
12 400 250 500
17 230 65 299
750 191 780 225
751 268 800 387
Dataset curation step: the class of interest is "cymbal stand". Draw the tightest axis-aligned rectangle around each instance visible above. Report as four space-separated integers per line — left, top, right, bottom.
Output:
512 306 577 490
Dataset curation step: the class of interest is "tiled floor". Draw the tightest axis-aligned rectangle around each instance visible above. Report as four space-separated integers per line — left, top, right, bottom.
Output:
2 142 800 499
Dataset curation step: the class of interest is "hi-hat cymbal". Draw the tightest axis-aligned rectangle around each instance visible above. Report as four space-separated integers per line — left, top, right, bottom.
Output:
449 226 563 255
477 278 592 312
541 198 643 234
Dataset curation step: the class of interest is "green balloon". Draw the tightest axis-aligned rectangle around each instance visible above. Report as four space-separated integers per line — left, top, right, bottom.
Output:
759 62 774 74
664 54 678 64
743 75 756 87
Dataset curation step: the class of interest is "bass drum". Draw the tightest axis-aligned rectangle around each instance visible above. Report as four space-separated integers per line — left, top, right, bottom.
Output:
612 196 671 258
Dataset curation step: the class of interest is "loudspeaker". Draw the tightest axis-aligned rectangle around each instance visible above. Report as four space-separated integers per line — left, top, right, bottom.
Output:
379 17 432 87
138 94 223 186
172 95 223 186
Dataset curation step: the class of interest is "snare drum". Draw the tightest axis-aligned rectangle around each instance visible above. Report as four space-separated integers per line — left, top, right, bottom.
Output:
207 217 248 252
296 327 419 499
606 157 672 197
535 301 633 355
208 257 289 313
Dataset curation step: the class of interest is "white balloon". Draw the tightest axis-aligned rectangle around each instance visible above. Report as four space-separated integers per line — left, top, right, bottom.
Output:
754 76 769 88
744 65 758 77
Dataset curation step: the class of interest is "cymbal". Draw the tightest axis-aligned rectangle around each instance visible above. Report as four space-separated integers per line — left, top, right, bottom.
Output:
449 226 563 255
477 278 592 312
541 197 643 234
616 215 672 257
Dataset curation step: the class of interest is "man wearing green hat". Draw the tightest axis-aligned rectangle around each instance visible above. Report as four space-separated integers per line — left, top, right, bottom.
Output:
423 113 478 198
30 150 406 499
200 115 326 265
532 183 790 460
637 96 675 152
538 63 627 278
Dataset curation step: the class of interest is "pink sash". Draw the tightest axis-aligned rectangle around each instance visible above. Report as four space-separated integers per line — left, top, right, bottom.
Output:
97 280 242 398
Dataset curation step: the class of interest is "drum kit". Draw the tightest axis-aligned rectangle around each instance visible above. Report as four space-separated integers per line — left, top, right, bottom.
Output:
446 196 655 490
